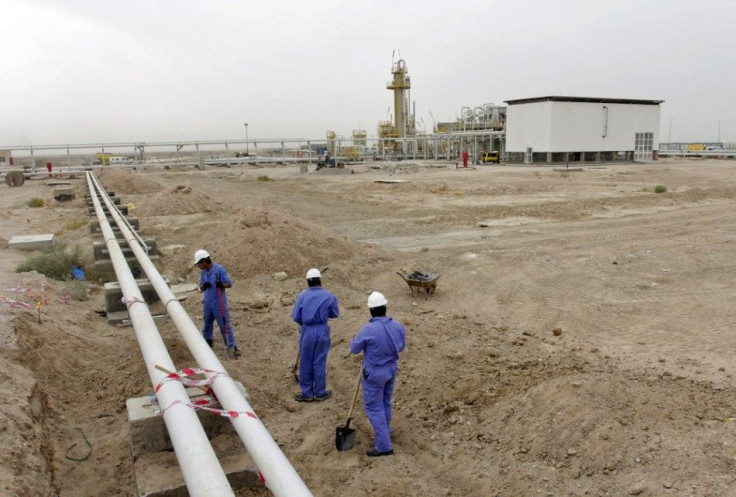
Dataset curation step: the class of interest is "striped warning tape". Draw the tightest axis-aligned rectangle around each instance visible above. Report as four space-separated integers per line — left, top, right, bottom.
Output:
121 295 147 308
154 367 230 393
160 398 259 420
155 367 258 420
0 296 31 309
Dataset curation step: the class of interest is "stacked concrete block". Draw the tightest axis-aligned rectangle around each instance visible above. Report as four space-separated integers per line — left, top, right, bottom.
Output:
126 384 260 496
104 279 165 325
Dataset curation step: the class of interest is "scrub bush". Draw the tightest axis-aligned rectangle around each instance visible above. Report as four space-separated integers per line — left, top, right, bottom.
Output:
63 218 88 231
654 185 667 193
27 198 44 207
16 244 88 281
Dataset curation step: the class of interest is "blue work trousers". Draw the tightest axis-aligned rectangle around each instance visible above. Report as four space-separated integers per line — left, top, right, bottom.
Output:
202 300 235 348
361 366 397 452
299 327 331 398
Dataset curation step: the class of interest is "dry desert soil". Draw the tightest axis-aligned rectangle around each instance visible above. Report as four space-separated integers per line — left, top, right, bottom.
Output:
1 158 735 496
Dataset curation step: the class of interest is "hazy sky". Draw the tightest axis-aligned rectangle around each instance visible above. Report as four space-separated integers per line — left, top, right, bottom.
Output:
2 0 734 146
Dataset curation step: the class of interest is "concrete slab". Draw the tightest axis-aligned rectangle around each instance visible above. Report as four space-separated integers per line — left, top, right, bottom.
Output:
85 190 115 198
133 450 261 497
87 196 120 206
127 384 249 454
92 229 127 241
106 310 167 326
94 255 161 283
88 204 129 216
553 167 584 172
90 217 139 233
8 234 55 250
104 278 161 313
127 384 258 497
93 239 158 260
53 186 75 201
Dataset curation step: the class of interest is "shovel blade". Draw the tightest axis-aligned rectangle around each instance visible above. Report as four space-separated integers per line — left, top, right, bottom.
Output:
335 423 356 451
292 364 299 383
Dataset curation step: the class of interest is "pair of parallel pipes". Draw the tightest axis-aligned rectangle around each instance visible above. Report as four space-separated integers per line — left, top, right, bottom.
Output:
85 172 312 497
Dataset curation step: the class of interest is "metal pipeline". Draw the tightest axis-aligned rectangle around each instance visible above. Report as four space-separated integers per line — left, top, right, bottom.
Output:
88 173 313 497
85 173 235 496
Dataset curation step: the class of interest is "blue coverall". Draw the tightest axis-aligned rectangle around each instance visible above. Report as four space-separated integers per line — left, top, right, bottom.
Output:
292 286 340 398
350 316 406 453
199 263 237 348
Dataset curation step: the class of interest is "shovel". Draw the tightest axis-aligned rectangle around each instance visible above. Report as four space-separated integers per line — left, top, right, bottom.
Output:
292 348 300 382
335 367 363 451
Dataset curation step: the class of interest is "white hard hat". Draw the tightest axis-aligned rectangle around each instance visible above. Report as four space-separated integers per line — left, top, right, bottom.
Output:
193 249 210 265
367 291 388 308
306 268 321 279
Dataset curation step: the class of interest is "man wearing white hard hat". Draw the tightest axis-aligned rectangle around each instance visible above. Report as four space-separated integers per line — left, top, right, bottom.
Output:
194 249 240 359
291 268 340 402
350 291 406 456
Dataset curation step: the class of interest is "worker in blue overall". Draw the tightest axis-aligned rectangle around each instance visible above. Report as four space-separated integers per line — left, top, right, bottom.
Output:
350 291 406 457
194 249 240 359
292 268 340 402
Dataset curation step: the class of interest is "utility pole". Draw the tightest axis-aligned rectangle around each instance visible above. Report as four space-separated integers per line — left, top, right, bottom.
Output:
717 120 721 144
244 122 249 155
668 117 675 143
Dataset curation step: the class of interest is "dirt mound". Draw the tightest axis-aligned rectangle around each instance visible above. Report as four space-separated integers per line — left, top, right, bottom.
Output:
163 206 375 279
135 184 221 216
97 168 164 194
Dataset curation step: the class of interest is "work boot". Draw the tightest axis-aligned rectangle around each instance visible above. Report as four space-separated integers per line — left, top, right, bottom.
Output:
205 338 214 348
314 390 333 401
366 448 394 457
226 346 240 359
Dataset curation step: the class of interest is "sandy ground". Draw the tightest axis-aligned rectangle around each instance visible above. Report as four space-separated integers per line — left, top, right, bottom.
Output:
1 158 735 496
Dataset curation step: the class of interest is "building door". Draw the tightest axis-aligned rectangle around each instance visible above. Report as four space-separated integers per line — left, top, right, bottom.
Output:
525 147 533 164
634 132 653 161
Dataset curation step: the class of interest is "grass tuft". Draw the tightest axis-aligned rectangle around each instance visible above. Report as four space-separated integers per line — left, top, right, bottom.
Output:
63 218 88 231
16 244 88 281
654 184 667 193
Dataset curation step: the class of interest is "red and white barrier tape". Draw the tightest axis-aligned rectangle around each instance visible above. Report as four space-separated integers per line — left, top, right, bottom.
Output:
3 286 29 294
160 398 259 420
155 367 258 420
121 296 146 308
0 296 31 309
154 367 230 393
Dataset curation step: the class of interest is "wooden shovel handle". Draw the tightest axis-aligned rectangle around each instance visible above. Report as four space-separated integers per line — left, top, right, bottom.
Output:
347 367 363 420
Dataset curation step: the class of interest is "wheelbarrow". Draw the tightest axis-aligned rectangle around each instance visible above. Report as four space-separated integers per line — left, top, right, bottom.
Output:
396 270 441 299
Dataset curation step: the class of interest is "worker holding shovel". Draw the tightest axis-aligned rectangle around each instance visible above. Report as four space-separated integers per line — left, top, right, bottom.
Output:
349 291 406 457
194 249 240 359
291 268 340 402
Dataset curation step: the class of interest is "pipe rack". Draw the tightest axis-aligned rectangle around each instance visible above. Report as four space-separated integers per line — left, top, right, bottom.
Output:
86 172 235 496
87 172 313 497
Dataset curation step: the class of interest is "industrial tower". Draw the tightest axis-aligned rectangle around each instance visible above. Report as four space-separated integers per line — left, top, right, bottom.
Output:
387 58 411 139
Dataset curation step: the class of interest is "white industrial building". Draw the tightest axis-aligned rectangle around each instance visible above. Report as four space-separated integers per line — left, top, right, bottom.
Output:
504 96 663 164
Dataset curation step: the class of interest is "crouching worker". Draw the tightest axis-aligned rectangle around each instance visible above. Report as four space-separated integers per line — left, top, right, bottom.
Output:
194 249 240 359
350 291 406 457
